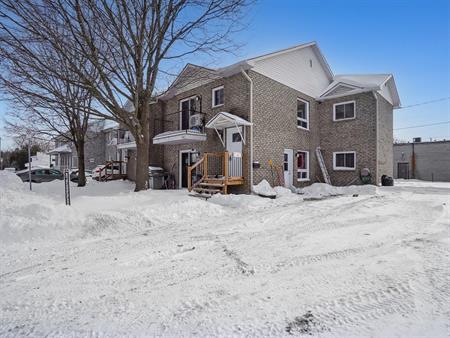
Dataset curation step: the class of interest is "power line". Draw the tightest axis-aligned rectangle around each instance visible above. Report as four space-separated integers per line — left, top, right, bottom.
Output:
394 121 450 130
397 97 450 109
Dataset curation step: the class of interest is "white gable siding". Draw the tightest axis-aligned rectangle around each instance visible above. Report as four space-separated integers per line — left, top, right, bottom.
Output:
378 81 394 105
251 46 331 97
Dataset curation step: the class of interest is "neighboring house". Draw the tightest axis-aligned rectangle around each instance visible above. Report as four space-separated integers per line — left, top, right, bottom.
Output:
25 152 51 169
393 139 450 182
146 41 400 194
48 120 124 172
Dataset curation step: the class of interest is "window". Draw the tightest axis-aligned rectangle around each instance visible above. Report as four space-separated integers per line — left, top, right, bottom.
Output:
333 151 356 170
180 96 197 130
297 99 309 130
212 86 224 107
297 151 309 181
333 101 355 121
232 132 242 142
283 153 288 171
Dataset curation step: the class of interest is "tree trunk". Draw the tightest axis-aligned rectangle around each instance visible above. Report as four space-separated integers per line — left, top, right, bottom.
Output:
76 139 86 187
134 105 150 192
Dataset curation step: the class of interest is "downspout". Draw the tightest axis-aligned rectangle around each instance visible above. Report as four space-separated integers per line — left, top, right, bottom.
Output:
241 69 254 191
373 91 379 185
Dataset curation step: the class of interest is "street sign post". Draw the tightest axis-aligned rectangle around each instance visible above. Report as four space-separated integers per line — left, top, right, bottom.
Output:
64 169 71 206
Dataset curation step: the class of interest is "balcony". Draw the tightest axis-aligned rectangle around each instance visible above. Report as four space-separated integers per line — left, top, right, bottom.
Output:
153 110 207 145
117 130 136 149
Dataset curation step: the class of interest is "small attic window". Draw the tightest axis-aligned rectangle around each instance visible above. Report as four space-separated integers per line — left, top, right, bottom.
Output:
309 59 313 67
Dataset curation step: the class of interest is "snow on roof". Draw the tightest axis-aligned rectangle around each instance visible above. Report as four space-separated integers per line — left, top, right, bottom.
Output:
48 144 72 154
103 120 119 131
159 42 400 106
334 74 392 87
319 74 400 108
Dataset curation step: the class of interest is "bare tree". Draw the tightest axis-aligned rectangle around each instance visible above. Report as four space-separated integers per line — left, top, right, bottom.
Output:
0 0 251 191
0 31 98 186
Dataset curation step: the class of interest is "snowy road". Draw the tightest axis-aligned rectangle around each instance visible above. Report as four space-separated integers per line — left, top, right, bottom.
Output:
1 174 449 337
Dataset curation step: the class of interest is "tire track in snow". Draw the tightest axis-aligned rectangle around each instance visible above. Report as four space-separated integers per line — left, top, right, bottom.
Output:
259 242 385 273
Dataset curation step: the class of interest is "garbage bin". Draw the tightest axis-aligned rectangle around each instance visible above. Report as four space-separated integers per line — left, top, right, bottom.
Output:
148 166 165 189
381 175 394 186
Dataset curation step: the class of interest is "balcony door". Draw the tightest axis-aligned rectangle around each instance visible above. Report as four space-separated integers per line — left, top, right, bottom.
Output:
180 96 197 130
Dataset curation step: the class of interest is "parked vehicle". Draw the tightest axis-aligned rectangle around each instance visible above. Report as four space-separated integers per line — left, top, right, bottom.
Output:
16 168 63 183
92 164 121 180
70 170 92 182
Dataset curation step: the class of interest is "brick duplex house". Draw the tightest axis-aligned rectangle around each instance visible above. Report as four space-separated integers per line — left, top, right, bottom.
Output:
144 42 400 193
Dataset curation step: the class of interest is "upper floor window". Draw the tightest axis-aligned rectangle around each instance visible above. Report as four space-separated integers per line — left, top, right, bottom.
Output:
333 101 355 121
333 151 356 170
297 150 309 181
297 99 309 130
212 86 224 107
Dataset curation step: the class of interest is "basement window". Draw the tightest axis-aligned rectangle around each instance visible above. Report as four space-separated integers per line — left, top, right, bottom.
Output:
212 86 224 107
297 151 309 181
333 101 355 121
333 151 356 170
297 98 309 130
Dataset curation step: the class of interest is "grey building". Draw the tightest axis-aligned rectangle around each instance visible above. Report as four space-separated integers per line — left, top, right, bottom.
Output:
393 140 450 182
145 41 400 193
49 120 121 172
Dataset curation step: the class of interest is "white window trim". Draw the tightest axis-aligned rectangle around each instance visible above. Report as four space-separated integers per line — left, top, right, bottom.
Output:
333 100 356 121
179 95 197 130
212 85 224 108
296 150 309 182
297 98 309 130
333 151 356 171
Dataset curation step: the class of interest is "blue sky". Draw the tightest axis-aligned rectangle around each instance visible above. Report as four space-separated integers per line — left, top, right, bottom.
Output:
1 0 449 148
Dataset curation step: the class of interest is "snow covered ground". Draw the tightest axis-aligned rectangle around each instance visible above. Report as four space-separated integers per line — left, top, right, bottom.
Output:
1 171 449 337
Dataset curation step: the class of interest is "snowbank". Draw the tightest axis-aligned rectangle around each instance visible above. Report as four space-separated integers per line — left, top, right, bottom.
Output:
297 183 377 199
252 179 277 197
0 170 26 191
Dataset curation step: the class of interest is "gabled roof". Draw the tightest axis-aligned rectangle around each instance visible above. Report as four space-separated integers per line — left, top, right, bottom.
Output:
160 41 333 99
48 144 72 154
318 74 400 108
245 41 334 81
159 42 400 107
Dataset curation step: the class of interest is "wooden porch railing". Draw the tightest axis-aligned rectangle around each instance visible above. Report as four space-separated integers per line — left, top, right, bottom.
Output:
99 160 125 181
188 151 237 192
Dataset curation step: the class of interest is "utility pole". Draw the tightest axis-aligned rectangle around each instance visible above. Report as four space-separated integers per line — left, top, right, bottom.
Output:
0 136 2 170
27 136 32 191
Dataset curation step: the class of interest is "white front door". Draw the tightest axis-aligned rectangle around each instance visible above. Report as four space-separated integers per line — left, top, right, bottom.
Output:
226 127 243 153
226 127 243 177
283 149 293 187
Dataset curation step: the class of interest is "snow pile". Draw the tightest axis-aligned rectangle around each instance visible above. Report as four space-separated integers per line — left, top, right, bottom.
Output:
0 170 26 191
1 175 449 336
252 179 277 197
298 183 377 199
0 171 81 244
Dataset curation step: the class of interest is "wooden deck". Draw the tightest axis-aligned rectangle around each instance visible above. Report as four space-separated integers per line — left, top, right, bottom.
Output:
187 152 244 194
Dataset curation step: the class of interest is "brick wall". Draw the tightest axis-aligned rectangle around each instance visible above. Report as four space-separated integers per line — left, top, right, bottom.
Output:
156 72 251 192
250 70 320 188
318 92 378 185
149 101 165 167
376 93 394 183
154 70 394 191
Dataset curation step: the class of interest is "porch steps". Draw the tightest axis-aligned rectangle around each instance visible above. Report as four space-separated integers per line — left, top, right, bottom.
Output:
193 187 222 194
193 179 225 195
198 182 224 188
